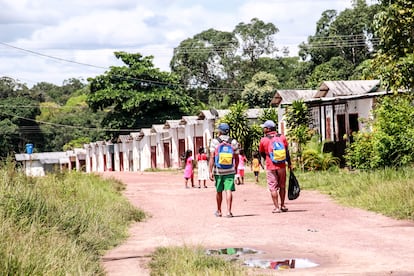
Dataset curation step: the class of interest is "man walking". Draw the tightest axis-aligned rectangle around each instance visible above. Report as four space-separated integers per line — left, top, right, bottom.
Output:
209 123 239 218
259 120 292 213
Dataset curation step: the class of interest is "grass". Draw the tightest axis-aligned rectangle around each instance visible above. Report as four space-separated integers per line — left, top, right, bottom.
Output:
148 245 248 276
3 160 414 275
249 166 414 221
0 162 145 275
147 166 414 275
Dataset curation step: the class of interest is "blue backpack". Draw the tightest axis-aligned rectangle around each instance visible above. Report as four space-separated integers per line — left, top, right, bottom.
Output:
267 134 287 164
214 137 234 169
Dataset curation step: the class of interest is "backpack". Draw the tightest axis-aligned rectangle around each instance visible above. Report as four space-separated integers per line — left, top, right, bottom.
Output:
214 137 234 169
267 134 287 164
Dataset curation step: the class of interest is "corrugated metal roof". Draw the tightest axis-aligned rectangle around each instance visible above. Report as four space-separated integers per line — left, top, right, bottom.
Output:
180 116 200 125
151 124 168 133
272 90 317 106
118 135 132 143
140 128 152 136
316 80 381 97
164 120 182 129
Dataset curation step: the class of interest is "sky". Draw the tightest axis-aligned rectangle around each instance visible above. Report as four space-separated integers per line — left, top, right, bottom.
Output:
0 0 356 87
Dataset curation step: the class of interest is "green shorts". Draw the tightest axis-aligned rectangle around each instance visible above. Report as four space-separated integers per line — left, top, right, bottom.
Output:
214 174 235 192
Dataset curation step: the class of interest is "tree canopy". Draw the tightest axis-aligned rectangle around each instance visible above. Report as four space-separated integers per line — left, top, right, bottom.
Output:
87 52 194 135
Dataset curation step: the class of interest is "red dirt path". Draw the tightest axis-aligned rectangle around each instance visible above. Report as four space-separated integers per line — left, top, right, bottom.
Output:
101 171 414 275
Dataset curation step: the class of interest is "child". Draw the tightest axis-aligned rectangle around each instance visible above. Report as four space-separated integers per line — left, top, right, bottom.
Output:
251 151 264 183
183 150 195 188
196 147 209 188
236 149 247 185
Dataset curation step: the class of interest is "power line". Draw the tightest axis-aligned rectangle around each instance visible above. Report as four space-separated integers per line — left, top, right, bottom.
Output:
1 36 379 90
0 111 140 133
0 41 107 70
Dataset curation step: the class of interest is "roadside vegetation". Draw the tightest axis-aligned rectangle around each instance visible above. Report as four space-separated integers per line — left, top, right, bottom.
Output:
149 246 247 276
0 162 145 275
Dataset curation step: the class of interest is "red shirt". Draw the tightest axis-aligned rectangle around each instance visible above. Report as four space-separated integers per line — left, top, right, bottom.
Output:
259 131 289 170
197 153 207 161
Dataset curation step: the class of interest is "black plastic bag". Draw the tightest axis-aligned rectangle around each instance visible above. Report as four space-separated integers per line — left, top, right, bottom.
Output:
288 170 300 200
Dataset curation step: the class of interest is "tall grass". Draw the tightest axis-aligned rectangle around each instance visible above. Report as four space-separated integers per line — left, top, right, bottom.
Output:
149 246 247 276
295 167 414 220
0 162 145 275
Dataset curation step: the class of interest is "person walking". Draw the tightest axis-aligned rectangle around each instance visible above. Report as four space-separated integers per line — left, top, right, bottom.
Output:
236 149 247 185
196 146 209 188
251 151 264 183
209 123 239 218
183 149 195 189
259 120 292 213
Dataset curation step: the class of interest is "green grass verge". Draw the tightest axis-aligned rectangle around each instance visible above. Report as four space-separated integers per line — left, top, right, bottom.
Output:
0 163 145 275
149 245 248 276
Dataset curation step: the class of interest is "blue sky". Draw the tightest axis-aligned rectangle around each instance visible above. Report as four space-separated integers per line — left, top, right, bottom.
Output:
0 0 356 87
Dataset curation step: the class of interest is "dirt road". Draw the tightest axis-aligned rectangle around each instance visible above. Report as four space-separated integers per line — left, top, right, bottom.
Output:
101 171 414 275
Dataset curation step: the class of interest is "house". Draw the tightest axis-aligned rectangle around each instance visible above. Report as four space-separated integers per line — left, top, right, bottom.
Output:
15 149 86 176
274 80 387 162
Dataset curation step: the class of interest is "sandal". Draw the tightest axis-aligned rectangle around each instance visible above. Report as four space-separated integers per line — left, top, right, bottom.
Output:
281 206 288 212
226 213 233 218
214 211 222 217
272 208 281 213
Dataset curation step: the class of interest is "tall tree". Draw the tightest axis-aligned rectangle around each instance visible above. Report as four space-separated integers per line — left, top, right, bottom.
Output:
88 52 194 136
241 72 278 108
299 1 379 67
234 18 279 85
170 29 239 104
0 77 42 156
372 0 414 91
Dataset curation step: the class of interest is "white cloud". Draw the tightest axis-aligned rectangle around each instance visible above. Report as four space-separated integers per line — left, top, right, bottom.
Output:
0 0 355 87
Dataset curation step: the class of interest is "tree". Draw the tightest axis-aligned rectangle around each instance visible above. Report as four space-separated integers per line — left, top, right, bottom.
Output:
372 0 414 91
0 77 42 156
345 94 414 169
87 52 194 136
306 56 354 88
234 18 278 64
38 94 106 152
241 72 278 108
299 1 379 68
284 100 312 169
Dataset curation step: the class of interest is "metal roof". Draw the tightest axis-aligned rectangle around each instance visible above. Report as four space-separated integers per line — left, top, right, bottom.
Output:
164 120 182 129
151 124 168 133
180 116 201 125
271 90 317 106
316 80 382 98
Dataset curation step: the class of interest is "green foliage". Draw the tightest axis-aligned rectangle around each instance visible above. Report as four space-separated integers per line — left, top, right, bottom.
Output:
306 56 355 88
221 102 250 149
0 166 145 275
149 246 247 276
241 71 278 108
88 52 194 133
284 100 312 168
299 1 379 67
258 107 278 124
234 18 278 64
297 167 414 220
302 136 340 171
63 137 91 151
372 0 414 91
0 77 43 156
38 97 106 152
345 94 414 169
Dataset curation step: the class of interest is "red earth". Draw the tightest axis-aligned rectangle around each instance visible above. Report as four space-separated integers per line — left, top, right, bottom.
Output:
101 171 414 275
